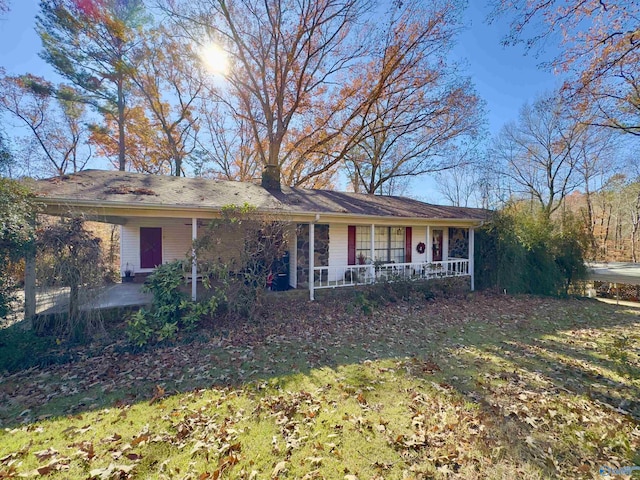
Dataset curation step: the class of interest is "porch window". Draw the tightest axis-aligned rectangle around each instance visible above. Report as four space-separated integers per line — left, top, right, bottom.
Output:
354 227 371 264
355 226 406 263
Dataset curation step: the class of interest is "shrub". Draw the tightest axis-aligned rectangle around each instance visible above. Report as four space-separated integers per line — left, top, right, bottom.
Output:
351 279 435 314
0 178 37 319
194 204 290 320
126 261 221 346
36 217 105 340
0 325 56 373
475 205 587 296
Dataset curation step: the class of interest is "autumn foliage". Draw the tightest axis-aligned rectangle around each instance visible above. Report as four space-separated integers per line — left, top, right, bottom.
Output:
492 0 640 135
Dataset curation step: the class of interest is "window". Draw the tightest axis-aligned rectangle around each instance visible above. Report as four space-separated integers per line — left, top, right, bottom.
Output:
355 226 405 263
355 226 371 264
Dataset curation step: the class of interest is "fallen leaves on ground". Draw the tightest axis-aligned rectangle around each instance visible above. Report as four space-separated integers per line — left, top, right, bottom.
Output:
0 292 638 479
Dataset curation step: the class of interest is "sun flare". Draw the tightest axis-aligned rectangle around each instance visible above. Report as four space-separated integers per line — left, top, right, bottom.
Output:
199 42 229 76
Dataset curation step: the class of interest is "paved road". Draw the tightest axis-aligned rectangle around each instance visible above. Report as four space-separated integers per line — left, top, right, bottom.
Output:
587 262 640 285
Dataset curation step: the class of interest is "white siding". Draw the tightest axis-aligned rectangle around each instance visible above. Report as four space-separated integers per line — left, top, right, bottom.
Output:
120 225 138 274
120 218 193 274
328 223 348 268
327 223 348 283
412 226 427 263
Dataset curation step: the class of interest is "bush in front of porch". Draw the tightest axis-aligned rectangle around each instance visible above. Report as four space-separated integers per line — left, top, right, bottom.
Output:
193 203 291 320
126 261 221 346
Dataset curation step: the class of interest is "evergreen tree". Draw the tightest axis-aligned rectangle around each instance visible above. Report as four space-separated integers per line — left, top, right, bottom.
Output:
36 0 147 171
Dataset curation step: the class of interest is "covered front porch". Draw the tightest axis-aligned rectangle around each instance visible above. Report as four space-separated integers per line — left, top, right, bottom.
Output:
298 222 475 300
115 217 475 301
313 258 470 289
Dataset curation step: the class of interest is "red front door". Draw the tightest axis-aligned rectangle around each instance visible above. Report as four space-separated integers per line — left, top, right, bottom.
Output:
140 227 162 268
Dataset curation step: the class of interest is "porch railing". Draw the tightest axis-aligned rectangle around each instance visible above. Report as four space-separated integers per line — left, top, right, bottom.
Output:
312 259 469 290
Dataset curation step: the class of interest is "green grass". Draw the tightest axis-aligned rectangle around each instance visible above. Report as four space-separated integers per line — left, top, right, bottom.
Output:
0 291 639 479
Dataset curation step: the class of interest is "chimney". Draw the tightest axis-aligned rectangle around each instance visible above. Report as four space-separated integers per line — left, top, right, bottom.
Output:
261 164 281 191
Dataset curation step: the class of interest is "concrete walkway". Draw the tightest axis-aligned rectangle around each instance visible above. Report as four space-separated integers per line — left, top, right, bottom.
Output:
587 262 640 285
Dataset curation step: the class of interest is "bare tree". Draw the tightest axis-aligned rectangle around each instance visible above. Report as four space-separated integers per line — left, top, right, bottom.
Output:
163 0 478 189
491 92 585 218
435 161 482 208
163 0 374 187
572 119 619 256
630 186 640 262
491 0 640 136
344 0 481 194
195 97 262 182
0 75 92 176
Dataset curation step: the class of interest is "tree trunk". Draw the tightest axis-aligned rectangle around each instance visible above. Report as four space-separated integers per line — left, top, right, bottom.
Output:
603 204 612 257
632 192 640 262
584 183 597 258
117 78 126 171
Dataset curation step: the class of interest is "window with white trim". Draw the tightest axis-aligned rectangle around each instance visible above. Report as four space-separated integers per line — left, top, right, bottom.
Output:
355 226 405 264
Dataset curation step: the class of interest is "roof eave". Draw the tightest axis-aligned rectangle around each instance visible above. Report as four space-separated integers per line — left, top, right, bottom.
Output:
37 196 486 225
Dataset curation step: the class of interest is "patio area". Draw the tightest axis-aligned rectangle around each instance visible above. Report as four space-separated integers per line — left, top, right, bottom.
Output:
3 283 153 326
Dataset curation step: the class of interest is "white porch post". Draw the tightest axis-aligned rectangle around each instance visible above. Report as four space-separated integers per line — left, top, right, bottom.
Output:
370 224 375 262
309 222 315 301
469 227 475 291
426 225 432 263
191 218 198 301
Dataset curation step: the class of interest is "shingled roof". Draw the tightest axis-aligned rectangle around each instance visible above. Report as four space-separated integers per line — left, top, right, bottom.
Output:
35 170 488 221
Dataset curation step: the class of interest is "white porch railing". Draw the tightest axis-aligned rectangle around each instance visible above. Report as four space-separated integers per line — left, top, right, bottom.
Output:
312 259 470 290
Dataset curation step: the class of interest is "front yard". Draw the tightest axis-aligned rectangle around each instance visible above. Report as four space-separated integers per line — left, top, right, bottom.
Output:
0 291 638 479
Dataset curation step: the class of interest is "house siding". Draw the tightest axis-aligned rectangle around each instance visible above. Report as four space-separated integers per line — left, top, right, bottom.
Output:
329 223 348 268
412 226 427 263
120 218 192 274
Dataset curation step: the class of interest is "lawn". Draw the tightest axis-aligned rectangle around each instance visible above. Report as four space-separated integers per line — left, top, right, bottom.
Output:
0 290 638 479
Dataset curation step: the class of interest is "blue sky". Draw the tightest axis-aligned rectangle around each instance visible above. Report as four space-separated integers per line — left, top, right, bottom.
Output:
0 1 563 200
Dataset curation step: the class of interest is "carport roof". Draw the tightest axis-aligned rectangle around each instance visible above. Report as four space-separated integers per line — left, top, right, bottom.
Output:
35 169 489 222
